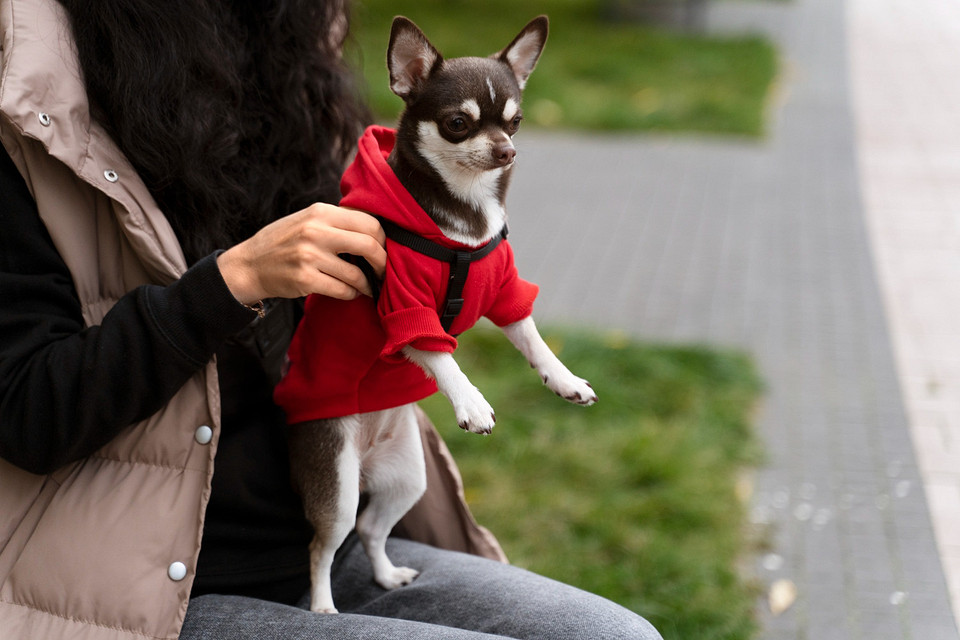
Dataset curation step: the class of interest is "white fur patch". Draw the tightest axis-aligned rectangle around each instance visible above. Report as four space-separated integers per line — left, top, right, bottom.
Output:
403 348 496 434
486 77 497 104
460 99 481 121
501 317 597 406
416 121 507 244
502 98 519 123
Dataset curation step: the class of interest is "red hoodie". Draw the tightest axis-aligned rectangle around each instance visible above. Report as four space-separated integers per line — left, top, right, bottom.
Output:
274 126 539 423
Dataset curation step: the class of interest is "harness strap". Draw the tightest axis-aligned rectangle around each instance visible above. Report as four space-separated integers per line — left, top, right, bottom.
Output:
377 219 508 332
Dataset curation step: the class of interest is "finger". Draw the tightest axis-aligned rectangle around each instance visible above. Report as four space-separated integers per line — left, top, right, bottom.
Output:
313 204 384 248
337 207 385 244
336 208 387 274
357 237 387 279
329 227 387 278
304 269 365 301
314 252 374 298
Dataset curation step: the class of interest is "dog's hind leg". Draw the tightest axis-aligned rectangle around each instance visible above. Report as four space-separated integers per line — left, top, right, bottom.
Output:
355 405 427 590
289 417 361 614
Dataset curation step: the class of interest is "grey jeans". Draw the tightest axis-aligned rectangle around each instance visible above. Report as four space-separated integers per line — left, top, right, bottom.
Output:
180 538 663 639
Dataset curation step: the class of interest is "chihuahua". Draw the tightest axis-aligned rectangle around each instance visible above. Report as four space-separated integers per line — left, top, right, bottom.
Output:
277 15 597 614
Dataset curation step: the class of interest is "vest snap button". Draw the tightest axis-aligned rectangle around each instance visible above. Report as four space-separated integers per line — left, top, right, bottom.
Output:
38 112 52 126
194 425 213 445
104 170 119 183
168 561 187 581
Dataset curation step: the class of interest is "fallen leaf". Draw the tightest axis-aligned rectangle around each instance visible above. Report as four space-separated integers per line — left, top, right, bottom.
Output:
769 579 797 616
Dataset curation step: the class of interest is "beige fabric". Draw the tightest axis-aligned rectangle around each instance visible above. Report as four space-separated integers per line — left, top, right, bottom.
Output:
0 1 503 639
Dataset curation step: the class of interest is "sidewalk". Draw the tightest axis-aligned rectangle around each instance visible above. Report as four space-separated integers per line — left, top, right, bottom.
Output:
504 0 960 637
850 0 960 628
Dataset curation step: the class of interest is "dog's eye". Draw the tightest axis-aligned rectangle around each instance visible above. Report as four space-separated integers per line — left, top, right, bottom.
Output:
508 114 523 133
445 116 469 134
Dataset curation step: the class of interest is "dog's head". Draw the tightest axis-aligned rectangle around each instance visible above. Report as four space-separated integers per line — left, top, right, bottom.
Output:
387 16 548 173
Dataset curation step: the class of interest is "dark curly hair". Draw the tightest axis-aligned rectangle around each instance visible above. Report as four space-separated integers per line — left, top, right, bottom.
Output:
57 0 370 264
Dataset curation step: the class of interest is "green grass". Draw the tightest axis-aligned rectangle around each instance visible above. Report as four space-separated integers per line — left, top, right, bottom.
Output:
348 0 779 135
419 325 764 640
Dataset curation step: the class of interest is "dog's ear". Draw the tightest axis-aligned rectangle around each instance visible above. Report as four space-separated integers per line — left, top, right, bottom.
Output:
495 16 548 90
388 17 442 101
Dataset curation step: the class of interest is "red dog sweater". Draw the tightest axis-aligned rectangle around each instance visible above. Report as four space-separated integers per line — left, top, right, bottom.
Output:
273 126 539 422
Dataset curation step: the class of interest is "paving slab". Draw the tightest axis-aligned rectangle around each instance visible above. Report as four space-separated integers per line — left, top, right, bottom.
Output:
503 0 960 637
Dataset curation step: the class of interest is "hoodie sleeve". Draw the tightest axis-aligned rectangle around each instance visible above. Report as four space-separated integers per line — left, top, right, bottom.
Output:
484 242 539 327
378 242 458 360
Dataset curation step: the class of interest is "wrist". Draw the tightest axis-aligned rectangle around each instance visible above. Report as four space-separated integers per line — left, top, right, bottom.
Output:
216 247 262 306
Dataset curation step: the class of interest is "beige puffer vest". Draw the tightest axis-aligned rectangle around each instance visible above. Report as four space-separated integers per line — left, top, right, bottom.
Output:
0 2 504 638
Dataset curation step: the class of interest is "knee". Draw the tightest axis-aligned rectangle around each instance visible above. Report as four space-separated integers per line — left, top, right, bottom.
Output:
491 563 664 639
528 588 664 640
591 608 664 640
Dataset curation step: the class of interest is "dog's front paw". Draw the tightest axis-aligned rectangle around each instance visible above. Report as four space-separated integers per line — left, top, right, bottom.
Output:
542 367 598 406
453 387 497 435
376 566 420 590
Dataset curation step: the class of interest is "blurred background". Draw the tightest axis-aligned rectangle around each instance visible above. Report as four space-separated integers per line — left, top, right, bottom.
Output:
349 1 960 639
351 0 777 136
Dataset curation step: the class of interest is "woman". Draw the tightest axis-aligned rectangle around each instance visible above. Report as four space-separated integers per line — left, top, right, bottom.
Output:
0 1 663 638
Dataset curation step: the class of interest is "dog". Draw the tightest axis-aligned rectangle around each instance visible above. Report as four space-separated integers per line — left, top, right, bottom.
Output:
274 15 597 614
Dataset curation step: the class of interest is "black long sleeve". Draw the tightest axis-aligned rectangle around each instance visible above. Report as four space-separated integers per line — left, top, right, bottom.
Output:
0 146 257 474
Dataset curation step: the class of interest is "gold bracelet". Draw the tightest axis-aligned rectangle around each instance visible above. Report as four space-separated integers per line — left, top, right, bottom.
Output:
244 300 266 319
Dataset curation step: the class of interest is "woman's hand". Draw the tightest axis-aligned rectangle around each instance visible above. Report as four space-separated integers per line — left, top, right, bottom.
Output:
216 203 386 304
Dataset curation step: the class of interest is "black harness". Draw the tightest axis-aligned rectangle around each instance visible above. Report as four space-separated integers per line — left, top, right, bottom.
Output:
360 219 508 333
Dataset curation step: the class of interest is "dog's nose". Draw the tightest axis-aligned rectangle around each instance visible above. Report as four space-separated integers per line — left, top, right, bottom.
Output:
493 144 516 166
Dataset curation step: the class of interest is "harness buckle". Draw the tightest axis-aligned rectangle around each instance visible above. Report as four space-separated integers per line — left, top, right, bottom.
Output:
441 298 465 323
